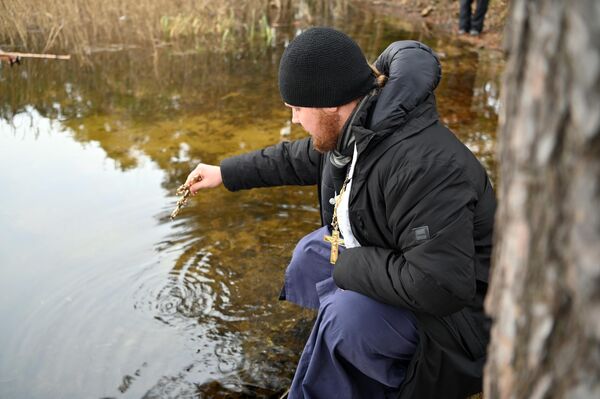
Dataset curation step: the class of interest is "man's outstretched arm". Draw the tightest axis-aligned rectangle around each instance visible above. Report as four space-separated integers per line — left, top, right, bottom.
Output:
219 137 320 191
186 137 321 194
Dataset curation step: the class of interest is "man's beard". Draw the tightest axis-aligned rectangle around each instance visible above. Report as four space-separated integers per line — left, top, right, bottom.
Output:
312 111 341 153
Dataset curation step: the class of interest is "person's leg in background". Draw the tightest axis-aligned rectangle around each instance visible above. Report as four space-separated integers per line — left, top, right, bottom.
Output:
470 0 490 35
459 0 473 34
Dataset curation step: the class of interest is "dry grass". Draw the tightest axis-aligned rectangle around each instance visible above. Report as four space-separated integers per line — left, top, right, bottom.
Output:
0 0 351 56
0 0 282 55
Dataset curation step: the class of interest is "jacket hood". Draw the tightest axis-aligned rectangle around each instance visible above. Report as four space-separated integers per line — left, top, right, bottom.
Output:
370 40 442 132
329 40 442 174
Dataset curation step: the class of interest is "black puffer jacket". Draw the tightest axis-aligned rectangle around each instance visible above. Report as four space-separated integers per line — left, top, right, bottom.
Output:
220 41 496 398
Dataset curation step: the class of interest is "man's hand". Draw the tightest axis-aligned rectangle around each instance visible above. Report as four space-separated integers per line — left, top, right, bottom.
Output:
185 163 222 194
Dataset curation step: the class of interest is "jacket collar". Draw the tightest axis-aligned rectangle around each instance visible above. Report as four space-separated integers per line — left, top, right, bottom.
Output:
332 40 442 161
353 93 439 156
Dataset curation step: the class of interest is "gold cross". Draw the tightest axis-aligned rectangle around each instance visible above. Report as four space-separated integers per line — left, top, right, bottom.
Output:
324 229 344 264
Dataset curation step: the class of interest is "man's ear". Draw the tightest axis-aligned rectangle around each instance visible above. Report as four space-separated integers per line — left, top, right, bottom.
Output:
321 107 339 114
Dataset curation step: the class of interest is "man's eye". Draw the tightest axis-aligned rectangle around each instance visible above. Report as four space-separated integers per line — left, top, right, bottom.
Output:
293 107 300 113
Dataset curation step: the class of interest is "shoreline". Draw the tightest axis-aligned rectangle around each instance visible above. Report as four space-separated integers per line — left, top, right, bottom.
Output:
355 0 508 52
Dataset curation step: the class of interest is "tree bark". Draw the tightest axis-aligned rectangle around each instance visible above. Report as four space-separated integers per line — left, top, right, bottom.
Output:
485 1 600 398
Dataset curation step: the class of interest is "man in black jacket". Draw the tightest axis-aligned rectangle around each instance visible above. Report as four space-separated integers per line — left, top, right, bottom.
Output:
185 28 496 398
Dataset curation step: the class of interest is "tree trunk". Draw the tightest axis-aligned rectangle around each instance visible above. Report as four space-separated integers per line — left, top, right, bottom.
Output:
485 1 600 398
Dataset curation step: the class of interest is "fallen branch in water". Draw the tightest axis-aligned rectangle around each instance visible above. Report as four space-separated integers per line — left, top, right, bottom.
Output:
0 50 71 66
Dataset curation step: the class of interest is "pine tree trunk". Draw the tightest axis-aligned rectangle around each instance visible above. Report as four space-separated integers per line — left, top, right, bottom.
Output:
485 1 600 398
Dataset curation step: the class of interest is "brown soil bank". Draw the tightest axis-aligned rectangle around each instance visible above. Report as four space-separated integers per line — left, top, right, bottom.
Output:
354 0 509 51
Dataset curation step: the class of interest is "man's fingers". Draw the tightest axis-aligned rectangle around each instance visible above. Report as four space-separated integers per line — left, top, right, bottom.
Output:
185 170 203 187
184 164 221 194
189 180 208 195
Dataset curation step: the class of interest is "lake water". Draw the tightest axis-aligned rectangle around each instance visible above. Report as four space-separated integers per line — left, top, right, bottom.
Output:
0 8 503 399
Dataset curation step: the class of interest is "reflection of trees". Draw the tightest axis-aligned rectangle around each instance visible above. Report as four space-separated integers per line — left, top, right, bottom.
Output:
0 49 290 189
0 11 427 192
467 50 503 184
436 44 503 184
2 8 504 190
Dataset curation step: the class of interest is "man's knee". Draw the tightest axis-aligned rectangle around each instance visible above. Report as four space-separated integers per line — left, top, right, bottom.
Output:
319 289 419 357
321 289 373 337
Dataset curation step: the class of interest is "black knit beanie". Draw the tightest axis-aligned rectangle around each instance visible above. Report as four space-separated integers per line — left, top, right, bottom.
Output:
279 27 376 107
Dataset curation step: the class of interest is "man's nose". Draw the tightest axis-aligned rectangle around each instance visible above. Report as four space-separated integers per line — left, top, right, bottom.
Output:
291 110 300 124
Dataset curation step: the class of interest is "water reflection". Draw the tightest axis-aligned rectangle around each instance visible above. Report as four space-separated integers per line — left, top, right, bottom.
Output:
0 10 502 399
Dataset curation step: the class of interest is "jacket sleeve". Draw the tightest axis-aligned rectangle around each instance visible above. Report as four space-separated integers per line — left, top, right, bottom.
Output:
333 165 477 317
220 137 321 191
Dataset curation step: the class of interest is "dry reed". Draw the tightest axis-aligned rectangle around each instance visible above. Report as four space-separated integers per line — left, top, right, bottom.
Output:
0 1 350 57
0 0 278 56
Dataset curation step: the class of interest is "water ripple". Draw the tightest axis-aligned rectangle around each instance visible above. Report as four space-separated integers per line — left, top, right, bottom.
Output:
133 248 240 330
